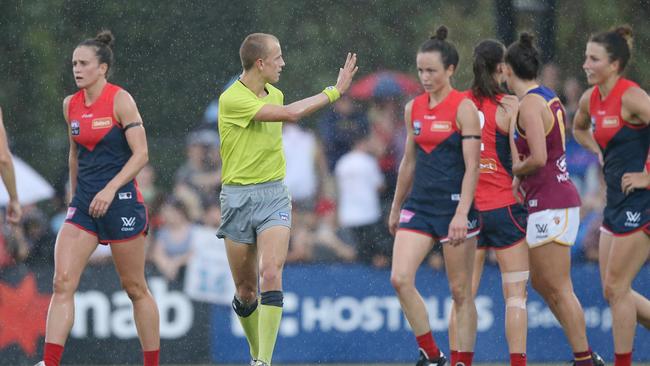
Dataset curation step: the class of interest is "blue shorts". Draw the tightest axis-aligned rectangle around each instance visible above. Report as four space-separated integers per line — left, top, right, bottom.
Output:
398 206 480 243
65 199 149 245
478 203 527 249
601 203 650 237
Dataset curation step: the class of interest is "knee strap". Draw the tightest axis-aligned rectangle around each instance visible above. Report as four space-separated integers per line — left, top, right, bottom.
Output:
506 296 527 310
232 295 258 317
502 270 529 284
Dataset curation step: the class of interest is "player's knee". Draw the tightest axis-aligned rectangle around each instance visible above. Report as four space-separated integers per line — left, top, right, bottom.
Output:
232 295 258 317
235 284 257 304
52 271 78 296
449 283 471 306
259 266 281 286
603 279 626 304
390 272 413 293
502 270 529 306
121 278 148 301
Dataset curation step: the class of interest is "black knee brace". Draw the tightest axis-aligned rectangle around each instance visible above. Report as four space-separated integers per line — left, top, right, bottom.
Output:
232 295 258 317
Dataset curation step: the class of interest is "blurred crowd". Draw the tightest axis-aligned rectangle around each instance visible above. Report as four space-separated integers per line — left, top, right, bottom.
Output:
0 65 631 285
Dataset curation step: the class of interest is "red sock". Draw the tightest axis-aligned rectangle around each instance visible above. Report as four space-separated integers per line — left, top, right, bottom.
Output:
43 342 64 366
456 351 474 366
573 349 593 366
510 353 527 366
450 350 458 365
615 352 632 366
144 349 160 366
415 331 440 359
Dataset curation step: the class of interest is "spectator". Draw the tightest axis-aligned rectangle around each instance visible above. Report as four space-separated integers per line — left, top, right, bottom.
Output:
335 131 390 267
318 95 369 171
175 129 221 204
151 198 195 282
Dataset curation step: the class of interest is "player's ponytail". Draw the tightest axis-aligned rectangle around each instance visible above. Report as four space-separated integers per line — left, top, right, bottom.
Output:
418 25 459 70
505 32 541 80
471 39 506 105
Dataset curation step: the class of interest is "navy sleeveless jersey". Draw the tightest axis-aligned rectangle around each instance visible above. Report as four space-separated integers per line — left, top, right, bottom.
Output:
67 83 143 208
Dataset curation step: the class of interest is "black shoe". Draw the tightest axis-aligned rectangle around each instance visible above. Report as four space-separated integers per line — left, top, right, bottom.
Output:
416 349 447 366
569 351 605 366
591 351 605 366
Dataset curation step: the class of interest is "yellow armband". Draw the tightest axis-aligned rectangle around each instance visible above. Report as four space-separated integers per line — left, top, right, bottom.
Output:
323 86 341 103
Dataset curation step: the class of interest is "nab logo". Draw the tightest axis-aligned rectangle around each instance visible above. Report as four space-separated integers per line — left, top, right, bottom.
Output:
625 211 641 227
121 217 136 231
535 224 548 234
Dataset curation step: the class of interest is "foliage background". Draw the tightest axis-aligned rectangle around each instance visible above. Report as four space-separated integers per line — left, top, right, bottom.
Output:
1 0 649 188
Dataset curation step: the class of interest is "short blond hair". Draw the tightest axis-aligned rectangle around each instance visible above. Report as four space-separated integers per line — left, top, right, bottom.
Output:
239 33 278 70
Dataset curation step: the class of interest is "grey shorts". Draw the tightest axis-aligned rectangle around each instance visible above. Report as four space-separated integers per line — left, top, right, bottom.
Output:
217 180 292 244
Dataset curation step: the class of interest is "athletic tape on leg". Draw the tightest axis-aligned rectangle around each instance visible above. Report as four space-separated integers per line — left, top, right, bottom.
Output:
502 270 529 284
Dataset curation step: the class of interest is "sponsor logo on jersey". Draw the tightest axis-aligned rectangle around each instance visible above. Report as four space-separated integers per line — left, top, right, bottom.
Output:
602 116 619 128
71 120 80 136
118 192 132 200
423 114 436 120
479 158 497 173
450 193 460 201
279 212 289 221
468 219 478 230
625 211 641 228
413 120 422 136
121 217 136 231
431 121 452 132
399 209 415 223
528 199 538 208
82 113 94 118
92 118 112 129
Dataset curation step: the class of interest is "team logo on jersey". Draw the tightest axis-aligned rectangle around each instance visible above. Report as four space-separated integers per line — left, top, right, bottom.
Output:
278 212 289 221
121 217 136 231
118 192 132 200
92 118 112 129
431 121 452 132
467 219 478 230
556 155 567 172
399 209 415 223
553 216 561 225
625 211 641 227
65 207 76 220
479 158 497 173
602 116 620 128
71 120 80 136
413 120 422 136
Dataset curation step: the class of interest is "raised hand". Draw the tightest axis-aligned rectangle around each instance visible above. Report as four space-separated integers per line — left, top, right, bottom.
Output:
335 53 359 95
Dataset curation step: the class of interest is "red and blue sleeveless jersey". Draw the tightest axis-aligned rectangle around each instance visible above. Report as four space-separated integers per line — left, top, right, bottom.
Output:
590 78 649 208
407 89 470 215
514 85 581 213
467 92 518 211
67 83 143 207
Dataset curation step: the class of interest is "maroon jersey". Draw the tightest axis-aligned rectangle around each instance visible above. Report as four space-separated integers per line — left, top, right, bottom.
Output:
514 85 581 213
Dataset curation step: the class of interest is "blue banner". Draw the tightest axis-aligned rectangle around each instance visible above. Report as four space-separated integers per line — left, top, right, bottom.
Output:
211 263 650 363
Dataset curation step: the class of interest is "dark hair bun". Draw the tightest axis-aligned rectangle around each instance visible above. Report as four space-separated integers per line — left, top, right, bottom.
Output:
95 30 115 48
433 25 448 41
519 32 534 47
614 24 633 50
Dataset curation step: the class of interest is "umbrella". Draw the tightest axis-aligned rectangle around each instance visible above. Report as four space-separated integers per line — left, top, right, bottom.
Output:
348 71 422 100
0 156 55 205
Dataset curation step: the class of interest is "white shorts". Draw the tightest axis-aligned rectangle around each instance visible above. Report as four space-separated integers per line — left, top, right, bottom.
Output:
526 207 580 248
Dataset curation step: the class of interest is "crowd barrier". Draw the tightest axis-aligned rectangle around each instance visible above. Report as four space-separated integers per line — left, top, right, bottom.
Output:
1 262 648 364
